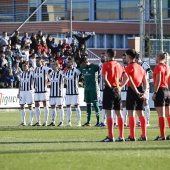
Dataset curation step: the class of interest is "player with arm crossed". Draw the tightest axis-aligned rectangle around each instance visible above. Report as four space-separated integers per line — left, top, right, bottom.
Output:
125 49 147 141
18 62 34 126
48 61 65 126
64 58 81 127
32 57 51 126
101 49 129 142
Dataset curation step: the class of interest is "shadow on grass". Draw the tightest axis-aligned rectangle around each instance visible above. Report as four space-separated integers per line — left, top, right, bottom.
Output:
0 127 106 131
0 146 169 155
0 140 98 144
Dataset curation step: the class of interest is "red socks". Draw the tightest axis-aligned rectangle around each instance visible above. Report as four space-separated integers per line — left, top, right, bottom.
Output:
139 116 147 137
107 117 114 139
118 117 124 138
129 117 136 138
159 117 166 137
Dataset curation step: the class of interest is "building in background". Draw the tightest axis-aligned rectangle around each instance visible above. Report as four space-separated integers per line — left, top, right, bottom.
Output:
0 0 170 57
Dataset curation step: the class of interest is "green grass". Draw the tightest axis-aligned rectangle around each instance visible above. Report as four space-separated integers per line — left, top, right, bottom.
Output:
0 110 170 170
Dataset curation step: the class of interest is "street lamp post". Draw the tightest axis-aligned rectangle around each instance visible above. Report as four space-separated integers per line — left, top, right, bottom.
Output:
70 0 72 38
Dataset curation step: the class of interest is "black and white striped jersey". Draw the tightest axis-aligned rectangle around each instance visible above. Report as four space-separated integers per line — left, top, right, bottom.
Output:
33 66 50 93
141 61 152 89
64 67 81 95
121 64 128 92
99 63 105 91
141 61 152 79
49 70 64 97
19 71 34 91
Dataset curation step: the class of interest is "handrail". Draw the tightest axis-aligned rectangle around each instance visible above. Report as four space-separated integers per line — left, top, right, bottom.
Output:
86 49 100 65
10 0 48 37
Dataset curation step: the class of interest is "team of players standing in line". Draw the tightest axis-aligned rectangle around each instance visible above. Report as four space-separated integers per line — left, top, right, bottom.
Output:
18 48 170 142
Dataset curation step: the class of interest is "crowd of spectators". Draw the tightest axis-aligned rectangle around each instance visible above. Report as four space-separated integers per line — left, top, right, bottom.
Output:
0 30 92 88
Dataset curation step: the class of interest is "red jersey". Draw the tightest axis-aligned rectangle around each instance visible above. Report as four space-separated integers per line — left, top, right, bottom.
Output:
102 60 125 87
55 57 64 69
153 63 169 88
125 62 146 87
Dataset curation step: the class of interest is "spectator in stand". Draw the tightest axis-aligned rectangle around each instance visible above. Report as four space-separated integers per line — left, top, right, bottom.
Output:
37 31 46 45
62 50 72 69
62 38 72 50
3 62 12 80
46 34 53 49
37 39 43 53
30 33 38 51
11 43 21 58
50 38 58 54
58 39 63 51
36 48 42 58
29 53 36 69
5 51 14 66
74 49 82 68
49 53 56 62
79 44 88 56
12 60 22 88
41 50 49 63
65 32 73 45
21 46 30 62
1 46 7 53
0 31 9 48
47 48 52 59
21 32 32 48
73 32 94 49
6 44 12 53
70 39 78 58
19 56 25 71
29 49 35 58
11 30 21 46
0 53 8 69
55 51 64 69
0 53 8 85
4 69 14 88
42 41 48 54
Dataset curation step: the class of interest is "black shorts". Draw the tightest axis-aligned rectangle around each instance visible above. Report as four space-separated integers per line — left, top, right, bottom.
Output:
154 88 170 107
126 87 144 110
103 86 121 110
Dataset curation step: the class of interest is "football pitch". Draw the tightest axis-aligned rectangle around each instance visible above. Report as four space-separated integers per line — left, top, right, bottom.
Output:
0 110 170 170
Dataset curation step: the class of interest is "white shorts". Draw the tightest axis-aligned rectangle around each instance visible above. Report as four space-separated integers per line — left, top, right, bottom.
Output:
19 91 34 105
34 92 49 102
121 91 127 101
65 95 80 106
49 97 64 106
99 91 103 104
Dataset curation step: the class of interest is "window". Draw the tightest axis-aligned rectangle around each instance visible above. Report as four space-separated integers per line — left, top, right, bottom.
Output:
116 35 123 48
106 34 114 48
86 36 95 48
96 34 104 48
94 0 119 20
121 0 139 20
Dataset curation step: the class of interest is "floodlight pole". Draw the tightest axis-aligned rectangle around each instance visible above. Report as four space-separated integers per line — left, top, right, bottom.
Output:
70 0 73 38
139 0 145 60
159 0 163 52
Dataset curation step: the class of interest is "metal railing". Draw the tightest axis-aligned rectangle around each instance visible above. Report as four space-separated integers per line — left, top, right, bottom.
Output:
86 49 100 65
